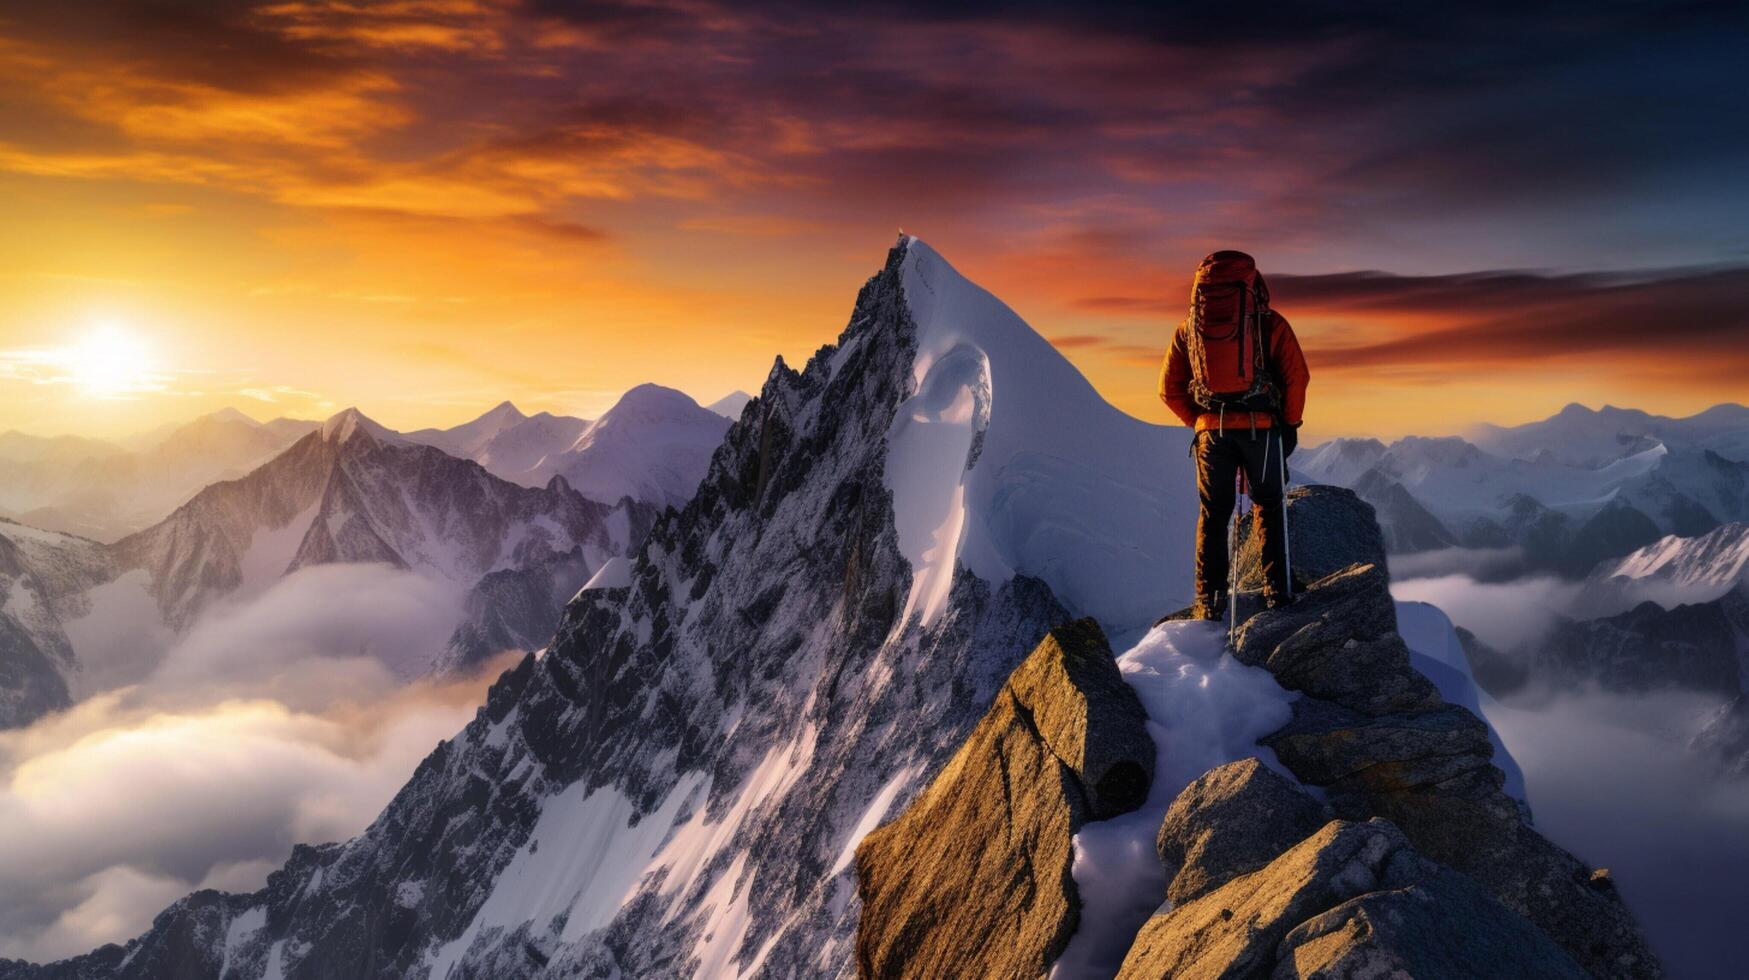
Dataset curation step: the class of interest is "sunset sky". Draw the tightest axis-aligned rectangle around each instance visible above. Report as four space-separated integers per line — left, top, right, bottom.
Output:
1 1 1746 442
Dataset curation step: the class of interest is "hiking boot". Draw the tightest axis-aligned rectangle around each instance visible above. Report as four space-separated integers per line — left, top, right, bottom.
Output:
1192 591 1229 621
1262 590 1296 611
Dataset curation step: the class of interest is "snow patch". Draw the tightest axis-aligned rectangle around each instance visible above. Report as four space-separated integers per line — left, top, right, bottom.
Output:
1053 620 1296 979
238 503 319 598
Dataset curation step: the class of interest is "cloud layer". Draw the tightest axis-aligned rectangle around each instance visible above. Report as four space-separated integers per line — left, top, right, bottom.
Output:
0 563 505 962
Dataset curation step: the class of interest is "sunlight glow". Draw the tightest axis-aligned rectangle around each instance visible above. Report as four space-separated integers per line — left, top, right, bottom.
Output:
67 323 156 399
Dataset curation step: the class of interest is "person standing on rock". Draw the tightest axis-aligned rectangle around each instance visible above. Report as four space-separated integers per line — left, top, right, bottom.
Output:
1159 250 1310 619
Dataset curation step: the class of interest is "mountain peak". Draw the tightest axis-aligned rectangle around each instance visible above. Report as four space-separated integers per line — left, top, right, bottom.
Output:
202 406 261 427
705 390 753 418
596 383 706 424
318 407 403 446
481 400 526 423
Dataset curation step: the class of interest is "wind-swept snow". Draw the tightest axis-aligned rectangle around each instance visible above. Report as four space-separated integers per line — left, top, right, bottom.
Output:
890 239 1195 636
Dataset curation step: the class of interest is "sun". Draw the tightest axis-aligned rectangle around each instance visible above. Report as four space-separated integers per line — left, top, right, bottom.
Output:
68 322 156 399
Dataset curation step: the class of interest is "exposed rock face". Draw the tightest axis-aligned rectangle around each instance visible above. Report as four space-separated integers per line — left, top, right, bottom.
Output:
1155 758 1330 906
1230 570 1660 973
1235 485 1386 595
1118 818 1587 980
855 619 1153 979
1351 469 1458 554
1534 595 1745 696
1272 863 1591 980
1234 564 1442 717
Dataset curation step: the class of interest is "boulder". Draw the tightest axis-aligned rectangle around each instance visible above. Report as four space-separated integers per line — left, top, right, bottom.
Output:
1233 564 1441 717
1155 758 1330 906
1273 865 1591 980
1007 618 1155 818
1234 485 1386 594
1119 819 1422 980
854 619 1154 979
1120 817 1589 980
1262 698 1497 791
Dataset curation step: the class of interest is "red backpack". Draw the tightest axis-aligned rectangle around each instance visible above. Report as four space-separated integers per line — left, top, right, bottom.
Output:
1184 250 1279 412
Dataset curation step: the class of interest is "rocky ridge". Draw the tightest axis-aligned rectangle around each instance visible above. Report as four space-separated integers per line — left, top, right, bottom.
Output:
857 485 1662 978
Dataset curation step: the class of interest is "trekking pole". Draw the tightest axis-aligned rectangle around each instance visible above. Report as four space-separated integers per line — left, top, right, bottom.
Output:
1279 428 1293 598
1229 469 1243 646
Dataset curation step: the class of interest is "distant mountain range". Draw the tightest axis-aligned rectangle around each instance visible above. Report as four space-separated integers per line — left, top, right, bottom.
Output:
1299 403 1749 575
0 385 738 728
0 408 317 541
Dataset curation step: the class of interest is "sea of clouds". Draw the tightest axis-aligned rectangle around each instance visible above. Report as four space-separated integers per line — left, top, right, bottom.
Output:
0 564 512 962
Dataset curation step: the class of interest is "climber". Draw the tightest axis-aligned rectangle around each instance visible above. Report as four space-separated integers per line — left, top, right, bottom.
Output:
1158 250 1310 620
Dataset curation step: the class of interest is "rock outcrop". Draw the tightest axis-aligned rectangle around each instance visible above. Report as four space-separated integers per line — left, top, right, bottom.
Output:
1118 817 1588 980
1154 758 1329 907
854 619 1153 979
855 485 1662 979
1230 498 1661 978
1234 485 1388 594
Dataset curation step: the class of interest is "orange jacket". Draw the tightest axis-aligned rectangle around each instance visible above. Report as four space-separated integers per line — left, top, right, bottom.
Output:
1158 310 1309 432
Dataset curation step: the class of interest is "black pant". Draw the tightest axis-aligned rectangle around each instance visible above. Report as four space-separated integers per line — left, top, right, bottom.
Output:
1194 427 1288 598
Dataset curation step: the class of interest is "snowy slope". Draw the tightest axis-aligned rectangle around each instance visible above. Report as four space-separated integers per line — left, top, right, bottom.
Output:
1576 523 1749 616
891 240 1194 637
521 384 731 510
403 401 530 458
73 408 653 674
1300 427 1749 569
0 519 116 726
10 236 1207 979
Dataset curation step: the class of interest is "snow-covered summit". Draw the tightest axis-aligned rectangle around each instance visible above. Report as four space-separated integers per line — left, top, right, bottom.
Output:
888 238 1193 634
524 383 731 510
